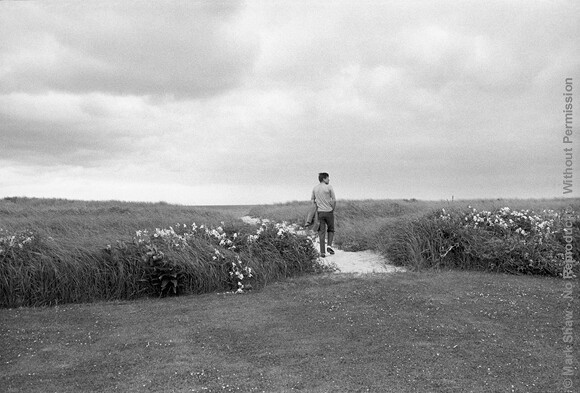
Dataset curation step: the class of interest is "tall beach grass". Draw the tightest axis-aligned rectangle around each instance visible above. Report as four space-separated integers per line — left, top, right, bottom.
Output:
250 197 580 276
2 196 578 307
0 198 323 308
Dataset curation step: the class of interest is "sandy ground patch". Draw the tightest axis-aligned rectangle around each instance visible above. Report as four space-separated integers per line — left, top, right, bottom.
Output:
317 248 405 274
240 216 263 225
240 216 405 274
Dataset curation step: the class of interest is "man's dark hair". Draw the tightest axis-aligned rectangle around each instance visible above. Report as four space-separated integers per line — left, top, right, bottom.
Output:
318 172 329 182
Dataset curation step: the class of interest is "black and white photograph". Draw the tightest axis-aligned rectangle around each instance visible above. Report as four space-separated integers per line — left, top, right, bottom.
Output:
1 0 578 392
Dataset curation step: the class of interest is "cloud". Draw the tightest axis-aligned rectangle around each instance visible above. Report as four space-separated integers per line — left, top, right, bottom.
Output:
0 92 161 166
0 0 578 204
0 0 258 98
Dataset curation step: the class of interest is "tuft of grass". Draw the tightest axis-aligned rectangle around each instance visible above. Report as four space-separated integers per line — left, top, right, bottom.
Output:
249 197 580 256
0 197 251 249
249 199 428 252
0 199 323 308
2 197 579 307
386 206 580 276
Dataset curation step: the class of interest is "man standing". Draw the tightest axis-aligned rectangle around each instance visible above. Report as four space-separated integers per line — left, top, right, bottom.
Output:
311 172 336 257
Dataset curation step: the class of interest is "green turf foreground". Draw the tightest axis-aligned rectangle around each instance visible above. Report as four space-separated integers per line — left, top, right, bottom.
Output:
1 271 577 393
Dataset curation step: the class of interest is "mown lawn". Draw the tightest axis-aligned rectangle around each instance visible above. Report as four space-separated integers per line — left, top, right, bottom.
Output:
0 270 574 393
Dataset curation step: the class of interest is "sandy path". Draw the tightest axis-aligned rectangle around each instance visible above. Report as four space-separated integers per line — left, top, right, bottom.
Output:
240 216 405 274
316 246 406 274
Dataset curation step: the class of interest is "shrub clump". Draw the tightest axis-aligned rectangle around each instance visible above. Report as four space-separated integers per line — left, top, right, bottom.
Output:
0 220 324 308
387 206 580 277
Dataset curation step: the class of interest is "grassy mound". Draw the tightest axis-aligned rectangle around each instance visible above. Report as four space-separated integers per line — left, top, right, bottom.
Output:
386 206 580 277
249 198 580 276
0 198 325 308
250 199 426 251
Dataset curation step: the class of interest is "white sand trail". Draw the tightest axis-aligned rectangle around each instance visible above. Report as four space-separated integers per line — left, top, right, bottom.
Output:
310 236 405 274
319 248 406 274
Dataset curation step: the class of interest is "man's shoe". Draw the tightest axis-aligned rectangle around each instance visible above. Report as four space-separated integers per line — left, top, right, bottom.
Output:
327 247 335 255
320 254 326 258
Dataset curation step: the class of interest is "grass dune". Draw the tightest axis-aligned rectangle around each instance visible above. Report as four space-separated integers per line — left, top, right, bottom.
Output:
1 198 322 307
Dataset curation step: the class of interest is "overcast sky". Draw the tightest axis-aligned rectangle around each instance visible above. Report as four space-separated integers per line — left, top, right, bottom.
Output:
1 0 579 205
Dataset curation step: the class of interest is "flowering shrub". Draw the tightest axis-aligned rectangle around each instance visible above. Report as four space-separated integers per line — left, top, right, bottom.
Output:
126 222 253 295
389 207 579 277
229 255 253 293
243 219 329 273
459 207 557 240
0 216 326 307
0 228 36 260
125 218 321 296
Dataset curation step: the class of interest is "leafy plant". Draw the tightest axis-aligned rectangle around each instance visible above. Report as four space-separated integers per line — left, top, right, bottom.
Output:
388 206 580 277
140 244 182 297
